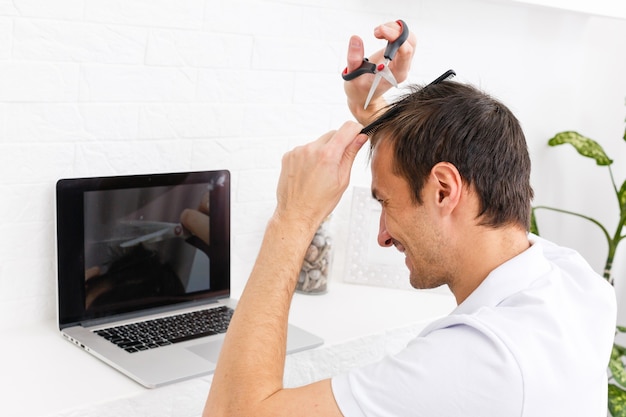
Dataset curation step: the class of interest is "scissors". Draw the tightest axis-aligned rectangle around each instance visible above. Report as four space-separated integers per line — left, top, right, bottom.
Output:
342 20 409 110
119 221 190 248
118 219 212 257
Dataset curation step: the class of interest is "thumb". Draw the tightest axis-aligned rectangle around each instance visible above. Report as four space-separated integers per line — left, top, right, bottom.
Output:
343 133 368 166
346 35 365 72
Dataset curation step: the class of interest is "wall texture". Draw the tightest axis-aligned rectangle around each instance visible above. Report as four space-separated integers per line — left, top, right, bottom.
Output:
0 0 625 329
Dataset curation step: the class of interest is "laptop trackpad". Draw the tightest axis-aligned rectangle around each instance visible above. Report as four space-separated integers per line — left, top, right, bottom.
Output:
186 341 222 363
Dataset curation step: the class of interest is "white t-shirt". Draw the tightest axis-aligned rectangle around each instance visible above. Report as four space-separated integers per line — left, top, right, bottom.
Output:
332 235 617 416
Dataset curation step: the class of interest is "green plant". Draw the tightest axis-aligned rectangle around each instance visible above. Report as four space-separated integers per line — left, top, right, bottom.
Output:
530 121 626 415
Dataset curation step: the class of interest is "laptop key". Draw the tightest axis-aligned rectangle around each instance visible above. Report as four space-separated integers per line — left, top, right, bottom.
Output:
94 306 234 353
169 330 218 344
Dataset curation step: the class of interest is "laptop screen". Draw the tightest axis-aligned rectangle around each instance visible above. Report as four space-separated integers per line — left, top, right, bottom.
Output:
56 170 230 328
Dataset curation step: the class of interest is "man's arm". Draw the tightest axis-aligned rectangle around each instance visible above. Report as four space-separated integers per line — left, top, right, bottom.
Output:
203 122 368 417
344 21 417 125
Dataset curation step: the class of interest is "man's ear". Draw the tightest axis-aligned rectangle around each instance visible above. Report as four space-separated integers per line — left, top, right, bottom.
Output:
429 162 463 213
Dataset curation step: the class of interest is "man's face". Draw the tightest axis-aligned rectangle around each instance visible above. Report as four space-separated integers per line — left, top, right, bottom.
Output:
370 139 451 290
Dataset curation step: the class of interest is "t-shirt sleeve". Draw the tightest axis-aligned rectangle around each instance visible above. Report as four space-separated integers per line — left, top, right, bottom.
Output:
331 320 523 417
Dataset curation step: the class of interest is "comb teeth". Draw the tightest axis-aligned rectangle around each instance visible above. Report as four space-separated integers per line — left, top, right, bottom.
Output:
360 125 376 136
360 105 397 136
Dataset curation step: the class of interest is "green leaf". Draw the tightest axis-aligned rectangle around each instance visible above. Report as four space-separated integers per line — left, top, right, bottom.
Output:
610 346 626 387
609 384 626 416
530 209 539 235
614 343 626 358
618 326 626 334
619 180 626 215
548 131 613 166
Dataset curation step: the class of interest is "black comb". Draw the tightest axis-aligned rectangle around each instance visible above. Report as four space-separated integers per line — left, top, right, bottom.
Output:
360 69 456 136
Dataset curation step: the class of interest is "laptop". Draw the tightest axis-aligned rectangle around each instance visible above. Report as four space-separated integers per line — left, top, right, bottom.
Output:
56 170 323 388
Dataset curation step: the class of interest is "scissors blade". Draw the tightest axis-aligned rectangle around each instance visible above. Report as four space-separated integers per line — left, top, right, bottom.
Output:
364 73 382 110
378 63 399 87
120 223 187 248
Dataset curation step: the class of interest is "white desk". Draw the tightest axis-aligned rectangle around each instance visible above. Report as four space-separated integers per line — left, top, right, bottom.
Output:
3 282 455 417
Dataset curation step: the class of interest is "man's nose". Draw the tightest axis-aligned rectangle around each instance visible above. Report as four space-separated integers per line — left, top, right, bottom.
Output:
377 214 393 247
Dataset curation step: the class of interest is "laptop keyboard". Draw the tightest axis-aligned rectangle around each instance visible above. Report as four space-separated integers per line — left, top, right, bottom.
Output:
94 306 234 353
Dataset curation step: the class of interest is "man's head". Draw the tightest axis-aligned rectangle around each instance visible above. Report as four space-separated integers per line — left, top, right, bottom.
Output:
367 81 534 230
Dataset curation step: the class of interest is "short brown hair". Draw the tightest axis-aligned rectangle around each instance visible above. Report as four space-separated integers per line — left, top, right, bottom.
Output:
366 81 534 229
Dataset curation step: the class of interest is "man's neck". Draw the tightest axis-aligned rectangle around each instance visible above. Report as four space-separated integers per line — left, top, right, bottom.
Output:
449 225 531 305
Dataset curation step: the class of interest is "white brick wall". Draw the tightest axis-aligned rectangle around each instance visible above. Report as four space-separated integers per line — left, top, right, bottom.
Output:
0 0 625 329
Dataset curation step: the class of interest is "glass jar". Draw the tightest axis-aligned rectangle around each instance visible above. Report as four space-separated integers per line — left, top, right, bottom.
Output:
296 217 331 294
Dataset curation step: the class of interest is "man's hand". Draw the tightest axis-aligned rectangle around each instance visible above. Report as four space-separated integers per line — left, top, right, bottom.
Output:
180 191 210 245
344 21 417 124
275 121 367 229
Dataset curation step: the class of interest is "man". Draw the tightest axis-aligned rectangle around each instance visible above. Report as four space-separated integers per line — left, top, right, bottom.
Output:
203 21 617 416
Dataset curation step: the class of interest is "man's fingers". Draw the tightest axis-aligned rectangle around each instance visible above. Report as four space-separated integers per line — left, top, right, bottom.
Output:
344 132 368 163
373 21 416 84
346 35 365 72
198 192 210 214
329 121 364 150
373 21 403 41
326 122 367 168
314 122 362 151
180 209 210 245
85 266 100 281
316 129 336 145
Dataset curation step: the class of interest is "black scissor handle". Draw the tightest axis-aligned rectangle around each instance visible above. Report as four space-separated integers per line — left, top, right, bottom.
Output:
342 58 377 81
384 20 409 61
